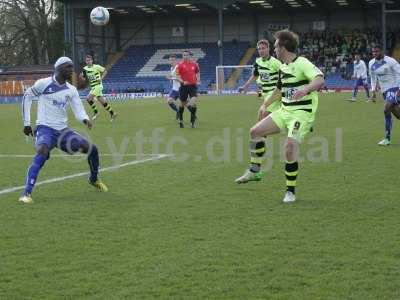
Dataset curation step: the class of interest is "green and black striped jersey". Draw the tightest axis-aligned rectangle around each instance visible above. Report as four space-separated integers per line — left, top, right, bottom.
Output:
277 56 323 113
83 64 105 87
253 56 282 96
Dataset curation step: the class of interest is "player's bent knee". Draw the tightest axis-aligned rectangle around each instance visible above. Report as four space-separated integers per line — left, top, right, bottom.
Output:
250 126 263 139
188 98 197 106
259 111 270 121
36 144 50 157
384 103 393 114
391 105 400 119
79 140 92 154
285 143 295 154
87 144 98 156
284 140 297 160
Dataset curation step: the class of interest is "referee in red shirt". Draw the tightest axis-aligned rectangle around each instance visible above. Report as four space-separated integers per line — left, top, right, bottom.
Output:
176 50 201 128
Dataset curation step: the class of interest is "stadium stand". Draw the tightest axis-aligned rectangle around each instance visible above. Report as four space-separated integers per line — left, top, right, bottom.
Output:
238 28 400 91
102 28 400 93
298 28 399 89
103 42 250 94
2 29 399 99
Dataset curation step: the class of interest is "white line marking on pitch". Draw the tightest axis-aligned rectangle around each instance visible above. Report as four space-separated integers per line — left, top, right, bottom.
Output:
0 153 163 158
0 154 171 196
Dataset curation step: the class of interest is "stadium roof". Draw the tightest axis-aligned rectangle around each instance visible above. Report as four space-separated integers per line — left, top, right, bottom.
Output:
59 0 400 15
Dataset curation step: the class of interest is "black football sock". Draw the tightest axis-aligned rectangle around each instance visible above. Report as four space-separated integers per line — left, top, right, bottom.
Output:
285 161 299 194
249 138 266 173
178 106 185 121
88 100 98 115
103 102 115 116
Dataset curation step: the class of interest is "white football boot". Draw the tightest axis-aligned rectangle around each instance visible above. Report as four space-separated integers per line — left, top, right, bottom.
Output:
283 191 296 203
378 138 391 146
235 169 263 184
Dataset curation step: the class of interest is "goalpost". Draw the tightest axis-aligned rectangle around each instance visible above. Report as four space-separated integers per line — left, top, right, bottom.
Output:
215 65 255 95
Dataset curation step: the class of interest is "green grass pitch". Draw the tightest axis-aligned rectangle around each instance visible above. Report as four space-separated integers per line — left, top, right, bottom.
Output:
0 93 399 299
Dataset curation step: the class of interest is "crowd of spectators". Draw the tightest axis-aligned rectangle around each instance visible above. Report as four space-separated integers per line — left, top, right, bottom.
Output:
298 28 399 79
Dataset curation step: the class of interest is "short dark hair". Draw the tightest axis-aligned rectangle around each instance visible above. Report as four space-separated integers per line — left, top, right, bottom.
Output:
86 53 93 59
169 54 176 59
274 30 299 53
182 50 193 56
372 45 382 50
257 39 269 48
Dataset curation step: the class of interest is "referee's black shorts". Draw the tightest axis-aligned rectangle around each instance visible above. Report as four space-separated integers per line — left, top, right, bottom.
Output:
179 84 198 102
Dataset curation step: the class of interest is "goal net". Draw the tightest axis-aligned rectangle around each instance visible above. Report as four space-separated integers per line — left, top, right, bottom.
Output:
215 65 257 95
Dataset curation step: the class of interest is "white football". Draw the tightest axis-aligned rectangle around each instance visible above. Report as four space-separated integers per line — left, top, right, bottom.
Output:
90 7 109 26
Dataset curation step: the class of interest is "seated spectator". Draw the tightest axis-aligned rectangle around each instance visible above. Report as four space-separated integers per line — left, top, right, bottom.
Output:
298 27 399 79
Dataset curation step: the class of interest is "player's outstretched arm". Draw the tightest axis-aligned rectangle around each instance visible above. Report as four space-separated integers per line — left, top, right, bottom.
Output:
21 88 35 136
293 75 325 100
176 74 184 84
21 78 47 136
257 87 282 119
70 89 91 126
389 58 400 87
101 69 108 80
263 87 282 108
239 75 256 92
362 61 368 79
368 60 377 92
175 67 184 84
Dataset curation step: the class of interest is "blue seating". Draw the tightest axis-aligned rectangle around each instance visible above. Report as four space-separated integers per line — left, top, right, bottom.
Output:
325 73 354 89
100 42 357 94
103 42 250 93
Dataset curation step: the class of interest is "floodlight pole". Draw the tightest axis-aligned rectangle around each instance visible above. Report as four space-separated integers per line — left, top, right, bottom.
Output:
218 3 224 66
63 2 77 69
71 8 77 70
209 0 244 67
63 3 68 54
382 1 386 53
381 0 400 54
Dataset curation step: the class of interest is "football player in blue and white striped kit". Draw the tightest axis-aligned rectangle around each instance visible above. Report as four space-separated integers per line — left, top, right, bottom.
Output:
20 57 108 203
165 54 180 120
349 53 370 102
369 46 400 146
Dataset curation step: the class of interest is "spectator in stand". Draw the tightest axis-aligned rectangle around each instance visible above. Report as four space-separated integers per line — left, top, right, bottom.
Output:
298 28 399 80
